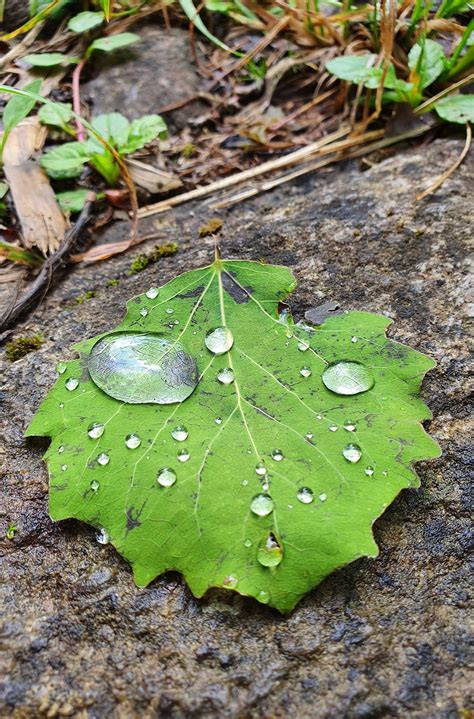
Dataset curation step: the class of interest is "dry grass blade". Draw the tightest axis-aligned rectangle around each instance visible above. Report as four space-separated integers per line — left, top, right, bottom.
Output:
416 124 472 201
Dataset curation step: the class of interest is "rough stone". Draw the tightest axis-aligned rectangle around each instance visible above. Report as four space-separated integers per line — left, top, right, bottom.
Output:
0 138 472 718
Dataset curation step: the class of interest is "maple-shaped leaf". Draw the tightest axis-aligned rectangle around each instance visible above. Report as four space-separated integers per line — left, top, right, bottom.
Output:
26 260 440 612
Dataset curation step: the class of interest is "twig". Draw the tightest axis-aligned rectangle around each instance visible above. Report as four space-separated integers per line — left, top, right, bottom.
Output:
415 73 474 115
0 22 45 71
0 199 93 333
72 59 87 142
416 123 471 201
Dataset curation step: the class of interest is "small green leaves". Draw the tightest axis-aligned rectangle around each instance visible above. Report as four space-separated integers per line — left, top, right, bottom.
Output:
41 141 91 179
68 10 104 33
86 32 140 58
56 189 91 214
26 260 440 612
408 39 446 90
433 94 474 124
121 115 168 154
22 52 78 67
1 79 42 152
38 101 74 131
325 54 411 95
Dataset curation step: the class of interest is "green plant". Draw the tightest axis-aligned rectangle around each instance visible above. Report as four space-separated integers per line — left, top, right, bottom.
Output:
26 259 440 613
0 79 42 155
6 334 44 361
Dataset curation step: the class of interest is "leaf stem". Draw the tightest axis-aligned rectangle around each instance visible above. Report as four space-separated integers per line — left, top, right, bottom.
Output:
72 58 87 142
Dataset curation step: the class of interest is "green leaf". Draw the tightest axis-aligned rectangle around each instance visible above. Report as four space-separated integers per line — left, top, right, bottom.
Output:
1 78 42 136
22 52 77 67
90 112 130 149
87 32 139 57
56 188 91 213
67 10 104 33
433 94 474 123
121 114 168 154
90 149 120 186
326 54 411 95
408 39 446 90
0 181 9 199
41 141 92 179
38 101 73 131
26 260 440 613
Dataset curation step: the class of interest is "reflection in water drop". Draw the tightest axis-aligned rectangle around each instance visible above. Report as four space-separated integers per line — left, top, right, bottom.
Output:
139 308 148 317
344 421 356 432
250 494 274 517
329 424 338 432
157 467 177 487
258 589 270 604
146 287 159 299
217 368 234 385
258 532 283 568
271 449 284 461
255 462 266 476
297 487 314 504
177 449 190 462
61 464 68 472
244 539 252 548
88 422 105 439
90 479 100 492
87 332 198 405
305 432 313 440
300 366 312 378
215 417 222 425
97 452 110 466
65 378 79 391
365 466 374 476
96 528 109 544
319 493 327 502
171 426 188 442
223 575 238 589
351 336 358 343
322 361 374 395
125 433 141 449
56 362 67 374
343 443 362 463
205 327 234 355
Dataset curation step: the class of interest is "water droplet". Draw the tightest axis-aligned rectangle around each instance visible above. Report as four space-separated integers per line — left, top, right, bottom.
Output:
165 307 174 314
125 433 141 449
305 432 313 440
344 420 357 432
90 479 100 492
329 424 338 432
288 504 293 509
271 449 283 461
145 287 159 299
157 467 177 487
60 464 68 472
87 332 198 405
342 443 362 463
319 493 327 502
59 402 65 409
316 414 322 420
255 462 266 476
65 377 79 391
258 532 283 568
242 479 248 486
351 336 358 343
297 487 314 504
382 470 388 477
177 449 190 462
97 452 109 466
223 575 238 589
205 326 234 355
139 307 149 317
58 445 64 454
173 319 179 325
96 528 109 544
171 426 188 442
56 361 67 374
300 366 312 378
216 367 234 385
250 494 274 517
322 361 374 395
88 422 105 439
261 480 269 492
215 417 222 424
257 589 270 604
244 539 252 548
365 466 374 476
298 340 309 352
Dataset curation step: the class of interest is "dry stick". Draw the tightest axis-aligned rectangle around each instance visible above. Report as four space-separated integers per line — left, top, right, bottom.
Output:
0 200 93 333
415 73 474 115
0 21 45 71
416 123 471 201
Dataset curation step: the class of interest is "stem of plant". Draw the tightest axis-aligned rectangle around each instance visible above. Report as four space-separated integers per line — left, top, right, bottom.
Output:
72 58 87 142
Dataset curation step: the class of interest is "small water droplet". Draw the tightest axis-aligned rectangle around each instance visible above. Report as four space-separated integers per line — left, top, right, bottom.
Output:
351 336 358 343
322 361 374 395
88 422 105 439
59 402 65 408
177 449 190 462
258 532 283 568
298 340 309 352
255 462 266 476
382 470 388 476
300 366 312 378
165 307 174 314
205 326 234 355
171 426 188 442
139 308 148 318
365 466 374 476
271 449 284 461
173 319 179 325
65 378 79 391
242 479 249 486
257 589 270 604
316 414 322 420
157 467 177 487
288 504 293 509
342 443 362 463
97 452 109 466
96 528 109 544
223 575 238 589
146 287 159 299
344 420 357 432
60 464 68 472
125 433 141 449
250 494 274 517
329 424 338 432
56 361 67 374
305 432 313 440
319 493 327 502
217 368 234 385
297 487 314 504
244 539 252 548
90 479 100 492
58 445 64 454
215 417 222 424
261 480 269 492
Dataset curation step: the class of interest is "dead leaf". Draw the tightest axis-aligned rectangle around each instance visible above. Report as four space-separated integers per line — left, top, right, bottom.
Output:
125 158 182 194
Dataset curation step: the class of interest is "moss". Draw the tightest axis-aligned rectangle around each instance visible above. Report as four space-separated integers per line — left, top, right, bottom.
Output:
76 290 96 304
181 143 196 158
6 334 44 362
107 278 120 287
129 242 178 275
199 218 224 237
6 523 17 540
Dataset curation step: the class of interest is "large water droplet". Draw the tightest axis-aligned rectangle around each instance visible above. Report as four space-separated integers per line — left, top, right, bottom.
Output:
97 452 109 466
157 467 177 487
216 368 234 385
177 449 190 462
342 443 362 463
300 366 312 378
87 332 198 405
96 528 109 544
56 361 67 374
171 426 188 442
205 326 234 355
65 378 79 391
255 462 267 476
88 422 105 439
145 287 159 299
125 433 141 449
271 449 284 461
250 494 274 517
322 361 374 395
258 532 283 568
297 487 314 504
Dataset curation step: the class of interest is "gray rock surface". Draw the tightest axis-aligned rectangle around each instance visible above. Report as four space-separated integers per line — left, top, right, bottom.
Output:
1 137 472 718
